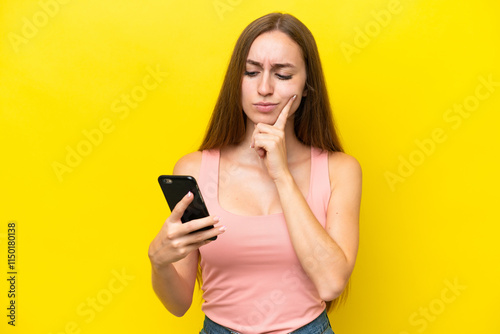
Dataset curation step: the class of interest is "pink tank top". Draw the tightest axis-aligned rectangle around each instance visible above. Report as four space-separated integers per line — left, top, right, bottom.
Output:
198 147 331 334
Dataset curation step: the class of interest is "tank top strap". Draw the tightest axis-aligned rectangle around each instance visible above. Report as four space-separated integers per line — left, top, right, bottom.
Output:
308 147 331 226
199 149 220 207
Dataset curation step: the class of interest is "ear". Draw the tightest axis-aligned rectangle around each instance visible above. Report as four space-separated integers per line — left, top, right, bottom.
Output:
302 87 307 97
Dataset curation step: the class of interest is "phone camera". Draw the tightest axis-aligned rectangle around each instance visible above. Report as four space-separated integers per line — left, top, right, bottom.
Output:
163 178 173 184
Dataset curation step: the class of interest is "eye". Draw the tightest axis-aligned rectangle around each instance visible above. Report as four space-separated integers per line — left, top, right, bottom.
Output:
244 71 258 77
276 74 293 80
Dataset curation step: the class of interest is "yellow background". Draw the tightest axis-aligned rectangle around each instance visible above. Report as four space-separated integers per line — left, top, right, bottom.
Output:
1 0 499 333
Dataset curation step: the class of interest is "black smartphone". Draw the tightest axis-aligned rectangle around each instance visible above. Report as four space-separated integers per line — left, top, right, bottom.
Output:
158 175 216 241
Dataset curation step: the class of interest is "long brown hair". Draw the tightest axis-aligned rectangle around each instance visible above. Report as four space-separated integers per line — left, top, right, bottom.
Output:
198 12 349 313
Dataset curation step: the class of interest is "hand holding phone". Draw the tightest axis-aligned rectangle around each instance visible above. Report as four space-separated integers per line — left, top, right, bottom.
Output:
158 175 216 240
149 175 224 266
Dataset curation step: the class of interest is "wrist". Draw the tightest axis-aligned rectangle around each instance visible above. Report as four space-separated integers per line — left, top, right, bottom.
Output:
149 250 173 274
273 169 295 191
150 259 175 277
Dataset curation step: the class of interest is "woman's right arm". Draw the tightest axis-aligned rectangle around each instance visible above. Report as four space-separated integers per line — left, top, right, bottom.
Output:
148 152 225 317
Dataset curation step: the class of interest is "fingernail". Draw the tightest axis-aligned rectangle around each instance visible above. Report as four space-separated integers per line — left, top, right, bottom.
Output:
219 225 227 232
187 191 193 198
213 216 221 222
292 94 297 100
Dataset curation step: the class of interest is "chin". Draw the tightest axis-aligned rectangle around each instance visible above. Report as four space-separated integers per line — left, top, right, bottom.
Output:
249 113 278 125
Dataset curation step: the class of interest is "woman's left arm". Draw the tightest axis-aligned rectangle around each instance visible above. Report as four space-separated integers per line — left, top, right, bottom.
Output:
251 96 362 301
274 153 362 301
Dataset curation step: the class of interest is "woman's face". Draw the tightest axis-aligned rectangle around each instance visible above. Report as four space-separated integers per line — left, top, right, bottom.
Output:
241 30 307 126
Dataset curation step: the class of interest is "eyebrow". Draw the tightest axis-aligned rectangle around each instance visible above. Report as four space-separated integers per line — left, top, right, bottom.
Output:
246 59 295 69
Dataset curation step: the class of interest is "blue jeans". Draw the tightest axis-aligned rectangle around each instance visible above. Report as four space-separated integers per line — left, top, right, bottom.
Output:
199 309 335 334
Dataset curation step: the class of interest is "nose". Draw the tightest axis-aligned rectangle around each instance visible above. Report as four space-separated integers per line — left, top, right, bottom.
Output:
257 72 273 96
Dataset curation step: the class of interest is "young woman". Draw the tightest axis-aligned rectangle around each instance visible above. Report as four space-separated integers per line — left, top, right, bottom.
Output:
149 12 362 334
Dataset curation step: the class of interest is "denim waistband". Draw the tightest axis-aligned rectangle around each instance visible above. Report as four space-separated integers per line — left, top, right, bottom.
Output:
201 308 333 334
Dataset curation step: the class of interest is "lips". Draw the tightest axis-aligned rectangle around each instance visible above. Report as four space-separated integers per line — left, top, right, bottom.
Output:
254 102 279 113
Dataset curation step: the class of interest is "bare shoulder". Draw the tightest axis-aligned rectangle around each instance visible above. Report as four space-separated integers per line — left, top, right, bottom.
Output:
173 151 203 179
327 151 362 189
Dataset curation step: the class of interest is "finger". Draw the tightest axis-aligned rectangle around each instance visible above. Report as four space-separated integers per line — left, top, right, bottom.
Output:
273 94 297 130
178 223 226 253
253 133 279 149
255 122 281 134
256 148 266 159
183 215 222 234
250 122 258 148
185 241 210 254
168 191 194 222
183 237 216 255
254 132 281 152
187 223 227 244
250 122 277 148
251 124 280 158
166 217 225 247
